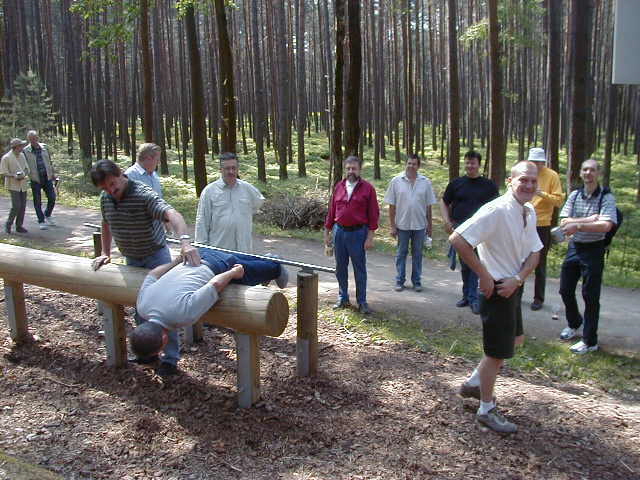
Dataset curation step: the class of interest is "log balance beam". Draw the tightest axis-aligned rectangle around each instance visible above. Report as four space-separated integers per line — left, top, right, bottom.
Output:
0 244 289 408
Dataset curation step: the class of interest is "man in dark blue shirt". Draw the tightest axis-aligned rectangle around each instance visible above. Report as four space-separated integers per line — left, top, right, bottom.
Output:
440 150 499 313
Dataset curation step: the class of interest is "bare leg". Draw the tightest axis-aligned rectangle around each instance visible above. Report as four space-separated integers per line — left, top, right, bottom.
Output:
478 355 504 402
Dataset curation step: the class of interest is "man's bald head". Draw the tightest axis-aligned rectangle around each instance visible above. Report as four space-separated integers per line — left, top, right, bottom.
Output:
508 161 538 205
510 161 538 179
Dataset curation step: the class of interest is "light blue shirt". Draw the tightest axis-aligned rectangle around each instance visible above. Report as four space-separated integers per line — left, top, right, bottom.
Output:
125 163 162 196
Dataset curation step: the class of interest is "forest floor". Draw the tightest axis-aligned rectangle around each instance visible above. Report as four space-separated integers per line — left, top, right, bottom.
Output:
1 200 640 479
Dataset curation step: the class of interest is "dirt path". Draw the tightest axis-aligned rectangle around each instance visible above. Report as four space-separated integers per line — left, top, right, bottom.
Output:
2 197 639 355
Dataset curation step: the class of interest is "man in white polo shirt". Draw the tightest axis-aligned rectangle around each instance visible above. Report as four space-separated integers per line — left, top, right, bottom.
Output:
449 161 542 433
384 154 437 292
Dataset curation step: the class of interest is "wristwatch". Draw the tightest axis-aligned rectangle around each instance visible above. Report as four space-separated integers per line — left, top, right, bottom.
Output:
514 274 523 287
179 234 191 241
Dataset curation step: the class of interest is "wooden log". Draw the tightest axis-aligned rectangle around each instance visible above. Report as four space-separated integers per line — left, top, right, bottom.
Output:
4 281 31 343
296 271 318 376
0 244 288 337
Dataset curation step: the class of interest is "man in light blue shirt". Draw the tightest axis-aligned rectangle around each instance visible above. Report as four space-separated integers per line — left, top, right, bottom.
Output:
384 154 437 292
125 143 163 195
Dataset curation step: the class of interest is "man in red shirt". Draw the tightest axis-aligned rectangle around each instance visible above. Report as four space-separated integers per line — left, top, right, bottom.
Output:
324 156 380 314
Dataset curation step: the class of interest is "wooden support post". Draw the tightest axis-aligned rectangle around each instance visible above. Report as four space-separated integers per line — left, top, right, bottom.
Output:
184 320 204 346
235 332 260 408
296 271 318 377
4 281 31 343
102 302 127 368
92 231 102 257
93 231 104 316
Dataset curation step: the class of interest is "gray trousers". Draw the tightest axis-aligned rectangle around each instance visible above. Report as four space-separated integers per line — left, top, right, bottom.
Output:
7 190 27 228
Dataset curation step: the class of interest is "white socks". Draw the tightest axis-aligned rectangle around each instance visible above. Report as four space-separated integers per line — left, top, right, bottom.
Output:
466 368 481 387
478 400 495 415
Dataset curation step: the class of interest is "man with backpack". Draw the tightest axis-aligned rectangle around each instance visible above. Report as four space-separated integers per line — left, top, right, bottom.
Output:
558 159 619 354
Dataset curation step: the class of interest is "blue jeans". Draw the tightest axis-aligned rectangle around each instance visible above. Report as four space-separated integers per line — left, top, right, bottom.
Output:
30 180 56 223
559 241 605 347
126 245 180 365
460 256 479 305
395 229 425 287
198 248 281 285
333 224 368 305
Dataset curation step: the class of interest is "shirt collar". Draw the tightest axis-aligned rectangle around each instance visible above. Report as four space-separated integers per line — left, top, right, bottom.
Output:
401 172 422 182
581 184 601 199
131 163 149 175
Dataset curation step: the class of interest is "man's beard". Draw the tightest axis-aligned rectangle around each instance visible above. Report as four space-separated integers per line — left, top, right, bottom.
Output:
347 173 360 182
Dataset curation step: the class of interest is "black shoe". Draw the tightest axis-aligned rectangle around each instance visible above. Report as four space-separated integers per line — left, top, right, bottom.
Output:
156 362 179 378
531 300 543 311
128 354 160 365
16 226 28 233
456 298 469 308
470 302 481 315
333 300 350 310
358 303 372 315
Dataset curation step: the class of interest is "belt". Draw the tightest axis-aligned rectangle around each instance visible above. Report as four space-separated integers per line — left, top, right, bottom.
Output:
337 224 365 232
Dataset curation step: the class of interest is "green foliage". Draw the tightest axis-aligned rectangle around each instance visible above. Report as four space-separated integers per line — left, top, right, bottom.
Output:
69 0 140 50
459 19 488 45
460 0 545 52
0 71 56 147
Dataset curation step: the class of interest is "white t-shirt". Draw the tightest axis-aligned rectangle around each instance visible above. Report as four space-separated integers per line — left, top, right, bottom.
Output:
455 190 543 281
137 263 219 330
346 179 359 200
383 173 437 230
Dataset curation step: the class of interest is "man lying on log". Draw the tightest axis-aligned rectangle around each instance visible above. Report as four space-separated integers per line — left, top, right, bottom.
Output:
129 247 288 377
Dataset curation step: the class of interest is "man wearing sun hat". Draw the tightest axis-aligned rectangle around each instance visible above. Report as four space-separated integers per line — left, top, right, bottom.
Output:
528 147 564 311
0 138 30 234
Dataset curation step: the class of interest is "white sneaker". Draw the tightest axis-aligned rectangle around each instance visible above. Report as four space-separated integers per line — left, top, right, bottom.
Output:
45 216 56 226
559 327 579 340
39 223 48 230
570 340 598 354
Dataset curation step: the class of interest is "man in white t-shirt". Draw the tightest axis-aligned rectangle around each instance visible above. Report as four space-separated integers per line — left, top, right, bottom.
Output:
449 161 542 433
130 247 288 377
384 154 437 292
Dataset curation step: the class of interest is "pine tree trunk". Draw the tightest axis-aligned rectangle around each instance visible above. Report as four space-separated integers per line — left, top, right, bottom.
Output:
488 0 505 184
213 0 236 152
184 4 208 196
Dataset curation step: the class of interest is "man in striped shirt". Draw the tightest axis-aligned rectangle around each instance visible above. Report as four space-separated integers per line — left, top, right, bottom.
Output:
558 159 617 355
90 159 200 375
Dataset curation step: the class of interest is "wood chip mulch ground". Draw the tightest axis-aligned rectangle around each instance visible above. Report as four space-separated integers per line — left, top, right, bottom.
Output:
1 284 639 479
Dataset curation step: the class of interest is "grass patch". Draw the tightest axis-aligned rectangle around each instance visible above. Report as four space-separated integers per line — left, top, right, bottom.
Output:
323 305 640 401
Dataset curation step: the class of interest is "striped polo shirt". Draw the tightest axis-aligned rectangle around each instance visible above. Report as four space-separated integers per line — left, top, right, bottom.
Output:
100 180 172 259
560 185 617 243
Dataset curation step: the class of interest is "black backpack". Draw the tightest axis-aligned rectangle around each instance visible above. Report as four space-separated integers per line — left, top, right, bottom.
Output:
570 186 623 248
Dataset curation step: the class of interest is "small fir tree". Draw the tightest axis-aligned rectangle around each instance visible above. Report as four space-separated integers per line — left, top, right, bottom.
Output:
0 70 56 148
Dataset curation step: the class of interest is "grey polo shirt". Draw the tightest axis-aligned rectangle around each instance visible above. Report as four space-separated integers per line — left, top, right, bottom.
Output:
137 263 219 330
560 186 617 243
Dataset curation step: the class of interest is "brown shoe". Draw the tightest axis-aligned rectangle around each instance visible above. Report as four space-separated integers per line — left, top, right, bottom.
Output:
459 381 481 400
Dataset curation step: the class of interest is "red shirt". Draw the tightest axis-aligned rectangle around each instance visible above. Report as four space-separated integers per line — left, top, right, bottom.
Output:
325 179 380 231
